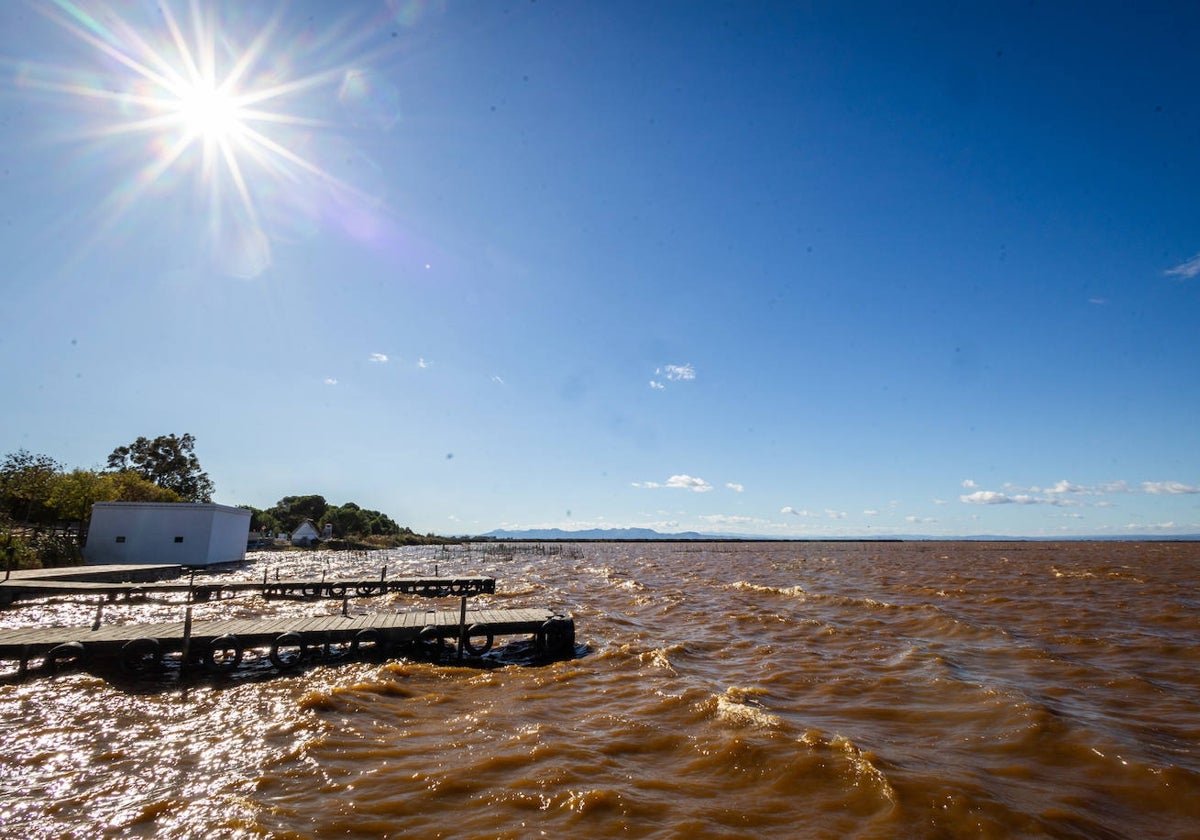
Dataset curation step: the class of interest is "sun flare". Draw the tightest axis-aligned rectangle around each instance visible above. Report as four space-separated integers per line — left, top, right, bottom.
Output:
174 80 245 143
23 0 382 277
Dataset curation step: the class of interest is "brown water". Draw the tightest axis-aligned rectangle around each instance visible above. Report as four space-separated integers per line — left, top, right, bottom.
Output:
1 541 1198 839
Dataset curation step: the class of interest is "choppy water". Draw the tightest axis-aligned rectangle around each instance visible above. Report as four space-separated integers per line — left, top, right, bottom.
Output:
1 541 1198 839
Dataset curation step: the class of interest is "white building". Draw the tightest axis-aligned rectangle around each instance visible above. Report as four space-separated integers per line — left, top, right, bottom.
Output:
84 502 251 567
291 519 321 546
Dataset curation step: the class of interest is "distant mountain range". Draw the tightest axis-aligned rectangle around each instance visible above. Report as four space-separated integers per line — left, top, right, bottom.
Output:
479 527 1200 542
481 527 710 540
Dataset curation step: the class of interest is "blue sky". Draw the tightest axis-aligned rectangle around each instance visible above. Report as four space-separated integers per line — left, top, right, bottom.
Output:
1 0 1198 537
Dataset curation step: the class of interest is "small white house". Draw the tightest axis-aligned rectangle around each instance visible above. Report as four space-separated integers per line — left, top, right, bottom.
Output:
85 502 251 567
291 519 321 546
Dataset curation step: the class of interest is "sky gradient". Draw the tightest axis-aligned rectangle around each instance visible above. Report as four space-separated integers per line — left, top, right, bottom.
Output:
2 0 1198 538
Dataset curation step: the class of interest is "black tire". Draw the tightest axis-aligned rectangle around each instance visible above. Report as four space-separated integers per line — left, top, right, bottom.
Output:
417 625 447 661
462 624 494 657
44 641 87 673
355 584 378 597
120 637 162 675
269 632 305 669
328 583 347 598
535 618 575 658
204 634 243 673
350 628 386 660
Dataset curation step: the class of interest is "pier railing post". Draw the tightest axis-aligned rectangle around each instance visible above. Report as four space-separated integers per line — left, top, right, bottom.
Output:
92 597 104 631
457 595 467 660
180 605 193 680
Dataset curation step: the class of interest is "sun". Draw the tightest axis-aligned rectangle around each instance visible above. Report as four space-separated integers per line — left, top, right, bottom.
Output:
23 0 395 277
174 79 245 143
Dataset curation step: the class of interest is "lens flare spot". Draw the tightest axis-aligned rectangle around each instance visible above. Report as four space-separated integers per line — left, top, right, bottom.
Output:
216 224 271 279
337 69 401 131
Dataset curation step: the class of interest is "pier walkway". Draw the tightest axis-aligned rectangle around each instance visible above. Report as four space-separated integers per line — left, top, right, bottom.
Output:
0 575 495 605
0 606 575 678
0 564 575 680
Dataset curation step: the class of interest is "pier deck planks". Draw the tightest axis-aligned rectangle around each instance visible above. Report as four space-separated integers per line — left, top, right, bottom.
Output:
0 607 565 662
0 575 496 605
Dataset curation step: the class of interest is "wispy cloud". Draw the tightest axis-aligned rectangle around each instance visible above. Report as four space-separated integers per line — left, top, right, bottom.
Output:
323 378 338 385
962 478 1200 506
633 474 713 493
491 375 505 385
780 506 845 519
726 482 744 493
700 513 763 526
662 363 695 381
417 358 431 369
369 353 389 363
649 363 696 390
1142 481 1200 495
1165 254 1200 280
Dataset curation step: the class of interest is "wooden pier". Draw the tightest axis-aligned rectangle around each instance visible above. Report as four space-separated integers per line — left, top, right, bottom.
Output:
0 606 575 679
0 574 495 606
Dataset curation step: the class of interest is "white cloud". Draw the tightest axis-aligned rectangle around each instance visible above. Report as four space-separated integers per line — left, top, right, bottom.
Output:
825 509 846 519
863 509 880 516
666 474 712 492
634 474 713 493
958 476 1200 514
961 488 1081 507
369 353 389 363
323 378 338 385
781 506 818 518
1142 481 1200 495
1126 521 1185 532
1165 254 1200 279
961 490 1013 505
1089 297 1109 305
700 514 762 526
905 515 937 524
651 364 696 389
417 358 431 369
1046 480 1088 495
492 375 505 385
726 482 744 493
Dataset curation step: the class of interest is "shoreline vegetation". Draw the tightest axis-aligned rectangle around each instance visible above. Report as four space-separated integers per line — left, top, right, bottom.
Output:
0 437 470 571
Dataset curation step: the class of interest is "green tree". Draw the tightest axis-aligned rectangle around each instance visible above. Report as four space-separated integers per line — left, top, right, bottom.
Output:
102 470 182 504
240 505 281 535
47 469 182 525
106 433 214 502
320 503 367 537
268 494 328 532
45 469 107 523
0 449 63 524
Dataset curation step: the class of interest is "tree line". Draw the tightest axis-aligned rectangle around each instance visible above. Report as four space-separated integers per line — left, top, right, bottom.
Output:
1 433 449 566
239 494 451 547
